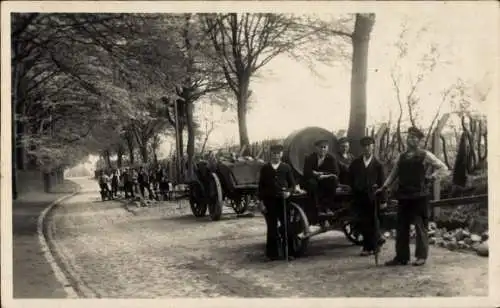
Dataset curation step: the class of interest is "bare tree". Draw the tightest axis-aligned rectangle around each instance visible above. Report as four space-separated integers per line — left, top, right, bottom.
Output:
202 13 352 153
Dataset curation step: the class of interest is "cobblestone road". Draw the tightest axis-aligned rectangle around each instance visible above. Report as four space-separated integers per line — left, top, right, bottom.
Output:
47 178 488 298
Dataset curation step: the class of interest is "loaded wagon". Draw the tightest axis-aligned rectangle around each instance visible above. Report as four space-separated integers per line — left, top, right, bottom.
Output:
279 127 391 257
189 156 265 221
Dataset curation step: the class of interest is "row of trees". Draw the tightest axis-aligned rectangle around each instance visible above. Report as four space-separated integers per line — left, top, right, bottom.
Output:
12 13 378 197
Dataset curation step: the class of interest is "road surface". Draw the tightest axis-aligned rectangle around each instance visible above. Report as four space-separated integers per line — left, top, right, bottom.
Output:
45 178 488 298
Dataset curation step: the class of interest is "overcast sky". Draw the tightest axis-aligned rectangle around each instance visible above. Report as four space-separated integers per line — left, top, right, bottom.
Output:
171 8 495 156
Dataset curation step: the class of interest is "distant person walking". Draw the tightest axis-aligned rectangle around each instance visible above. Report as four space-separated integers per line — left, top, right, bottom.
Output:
98 170 111 196
138 166 154 199
111 169 119 198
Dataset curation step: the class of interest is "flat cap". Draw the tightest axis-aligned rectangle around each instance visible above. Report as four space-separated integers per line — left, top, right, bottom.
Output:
360 136 375 146
314 139 329 146
338 137 349 144
269 144 284 152
408 126 425 139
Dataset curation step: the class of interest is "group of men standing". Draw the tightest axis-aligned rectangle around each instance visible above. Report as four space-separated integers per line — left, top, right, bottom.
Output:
258 126 448 266
97 165 171 201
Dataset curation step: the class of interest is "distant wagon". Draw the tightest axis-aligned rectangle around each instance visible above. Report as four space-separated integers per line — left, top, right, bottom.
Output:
188 154 265 221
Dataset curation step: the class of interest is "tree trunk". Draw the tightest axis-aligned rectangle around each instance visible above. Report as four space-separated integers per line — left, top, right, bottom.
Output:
140 144 148 164
126 137 135 166
185 100 196 181
43 172 51 193
178 128 184 158
237 78 251 154
116 145 124 169
347 13 375 157
103 150 112 169
151 136 160 167
13 60 28 171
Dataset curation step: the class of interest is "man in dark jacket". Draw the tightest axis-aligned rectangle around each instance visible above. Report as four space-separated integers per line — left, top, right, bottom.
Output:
138 166 154 199
349 136 386 256
377 126 448 266
111 169 119 198
258 144 296 261
122 168 132 198
337 137 355 185
303 139 339 215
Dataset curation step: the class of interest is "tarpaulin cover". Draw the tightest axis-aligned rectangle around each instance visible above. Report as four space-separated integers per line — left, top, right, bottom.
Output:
282 126 338 177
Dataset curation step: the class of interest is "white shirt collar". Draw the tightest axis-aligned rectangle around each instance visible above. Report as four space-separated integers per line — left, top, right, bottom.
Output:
318 154 326 164
363 154 373 167
271 162 281 170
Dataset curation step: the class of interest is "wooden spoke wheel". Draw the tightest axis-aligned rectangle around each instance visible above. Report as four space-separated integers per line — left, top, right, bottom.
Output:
208 173 223 221
280 202 310 257
342 220 364 246
189 181 208 217
231 194 250 214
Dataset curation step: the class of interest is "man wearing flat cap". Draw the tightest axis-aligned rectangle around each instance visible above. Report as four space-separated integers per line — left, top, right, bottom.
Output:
303 139 340 215
377 126 449 266
337 137 355 185
349 136 386 256
258 144 297 261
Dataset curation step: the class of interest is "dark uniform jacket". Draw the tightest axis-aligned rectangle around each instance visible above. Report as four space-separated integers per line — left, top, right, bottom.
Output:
337 152 354 184
348 155 385 195
258 162 296 201
303 152 339 181
138 171 149 184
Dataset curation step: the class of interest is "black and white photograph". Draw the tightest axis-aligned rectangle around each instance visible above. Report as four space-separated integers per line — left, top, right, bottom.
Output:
1 1 498 307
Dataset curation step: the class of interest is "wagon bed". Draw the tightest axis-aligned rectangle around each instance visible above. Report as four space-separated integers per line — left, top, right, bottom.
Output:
188 158 264 221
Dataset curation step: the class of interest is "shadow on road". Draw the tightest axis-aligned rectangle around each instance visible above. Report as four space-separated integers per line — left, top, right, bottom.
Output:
215 233 359 266
162 212 260 225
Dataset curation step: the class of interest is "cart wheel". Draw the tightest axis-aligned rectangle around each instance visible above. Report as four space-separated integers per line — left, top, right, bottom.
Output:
232 194 250 214
342 220 363 245
289 202 310 257
208 173 223 221
189 181 207 217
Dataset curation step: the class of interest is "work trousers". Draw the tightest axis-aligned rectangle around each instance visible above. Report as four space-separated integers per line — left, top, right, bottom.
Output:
304 177 337 210
352 193 381 252
262 197 295 260
99 183 111 193
395 196 429 261
159 182 170 200
111 181 118 197
124 181 134 198
140 182 154 199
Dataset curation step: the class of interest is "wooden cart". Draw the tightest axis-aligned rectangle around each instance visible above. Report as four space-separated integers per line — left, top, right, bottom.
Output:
189 157 264 221
280 127 390 256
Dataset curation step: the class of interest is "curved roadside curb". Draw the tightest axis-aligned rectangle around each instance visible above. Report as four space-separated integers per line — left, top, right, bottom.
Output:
36 187 82 298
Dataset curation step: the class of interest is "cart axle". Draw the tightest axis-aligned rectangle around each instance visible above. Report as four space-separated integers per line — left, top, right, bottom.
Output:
297 224 334 240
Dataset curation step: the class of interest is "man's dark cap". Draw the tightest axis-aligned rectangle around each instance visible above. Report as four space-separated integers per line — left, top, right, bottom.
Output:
360 136 375 146
270 144 284 152
408 126 425 139
314 139 329 146
338 137 349 144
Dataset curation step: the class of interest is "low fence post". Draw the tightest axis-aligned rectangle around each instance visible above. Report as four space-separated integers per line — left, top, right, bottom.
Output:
374 123 388 160
431 113 450 221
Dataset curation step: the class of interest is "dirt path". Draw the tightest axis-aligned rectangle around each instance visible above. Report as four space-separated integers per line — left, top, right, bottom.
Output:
46 179 488 298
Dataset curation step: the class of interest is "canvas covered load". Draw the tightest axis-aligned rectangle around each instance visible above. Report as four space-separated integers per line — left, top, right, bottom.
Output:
282 126 338 178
